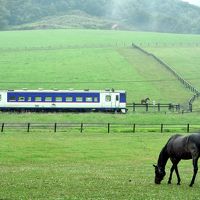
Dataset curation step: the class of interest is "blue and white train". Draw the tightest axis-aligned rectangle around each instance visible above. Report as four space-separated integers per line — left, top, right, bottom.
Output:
0 89 127 113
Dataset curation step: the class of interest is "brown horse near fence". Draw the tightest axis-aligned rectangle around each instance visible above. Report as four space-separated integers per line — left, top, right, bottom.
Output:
153 133 200 187
141 97 150 104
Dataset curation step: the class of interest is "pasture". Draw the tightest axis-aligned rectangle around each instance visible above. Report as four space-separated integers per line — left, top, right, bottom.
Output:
0 29 200 199
0 132 200 199
0 29 198 105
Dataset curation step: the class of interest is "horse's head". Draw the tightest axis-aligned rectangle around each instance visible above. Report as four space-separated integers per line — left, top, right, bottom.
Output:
153 164 166 184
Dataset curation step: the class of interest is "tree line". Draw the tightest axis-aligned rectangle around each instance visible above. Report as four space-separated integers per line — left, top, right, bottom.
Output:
0 0 200 34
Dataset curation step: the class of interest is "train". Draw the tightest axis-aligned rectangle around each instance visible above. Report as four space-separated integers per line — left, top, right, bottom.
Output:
0 89 127 113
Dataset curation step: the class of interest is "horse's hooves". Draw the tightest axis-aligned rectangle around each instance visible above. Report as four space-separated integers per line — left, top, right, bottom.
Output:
177 183 181 185
189 184 193 187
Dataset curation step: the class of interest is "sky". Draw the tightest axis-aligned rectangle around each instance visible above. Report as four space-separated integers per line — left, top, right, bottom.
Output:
181 0 200 6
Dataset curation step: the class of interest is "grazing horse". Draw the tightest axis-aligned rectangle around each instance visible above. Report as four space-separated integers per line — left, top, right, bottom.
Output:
141 97 150 104
153 133 200 187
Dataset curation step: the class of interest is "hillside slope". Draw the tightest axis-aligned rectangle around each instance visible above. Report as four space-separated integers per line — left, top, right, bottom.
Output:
12 11 124 30
0 29 193 105
1 0 200 33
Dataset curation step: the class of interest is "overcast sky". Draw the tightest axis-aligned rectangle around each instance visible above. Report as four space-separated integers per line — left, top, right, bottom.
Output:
182 0 200 6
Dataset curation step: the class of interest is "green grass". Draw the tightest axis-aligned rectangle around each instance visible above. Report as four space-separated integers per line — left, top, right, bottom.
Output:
146 47 200 90
145 46 200 109
0 30 195 104
0 29 200 49
0 29 200 199
0 29 200 121
0 131 199 199
13 12 118 30
0 112 200 134
0 47 192 104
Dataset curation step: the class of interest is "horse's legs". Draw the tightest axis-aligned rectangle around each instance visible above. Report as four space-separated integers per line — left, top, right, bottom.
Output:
189 157 199 187
168 165 175 184
168 159 180 185
174 165 181 185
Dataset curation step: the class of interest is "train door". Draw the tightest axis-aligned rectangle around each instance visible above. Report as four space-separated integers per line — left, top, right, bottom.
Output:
102 92 119 110
102 92 112 109
114 93 120 108
0 91 6 107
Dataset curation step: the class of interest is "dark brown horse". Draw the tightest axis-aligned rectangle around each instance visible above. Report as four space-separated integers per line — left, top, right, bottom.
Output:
153 133 200 187
141 97 150 104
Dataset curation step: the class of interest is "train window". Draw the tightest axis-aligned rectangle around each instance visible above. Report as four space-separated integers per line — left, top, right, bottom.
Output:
105 95 111 102
8 96 16 102
66 97 72 102
45 97 52 102
116 95 119 101
35 97 42 102
86 97 92 102
76 97 83 102
18 97 25 102
28 97 32 102
0 95 1 101
94 97 98 102
56 97 62 102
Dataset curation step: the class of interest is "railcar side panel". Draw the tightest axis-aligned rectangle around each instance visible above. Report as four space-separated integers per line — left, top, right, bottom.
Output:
0 90 127 113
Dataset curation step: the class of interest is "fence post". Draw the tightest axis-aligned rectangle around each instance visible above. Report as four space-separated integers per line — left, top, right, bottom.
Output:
108 123 110 133
133 103 135 112
1 123 4 133
168 103 172 111
189 103 192 112
27 123 30 133
161 124 163 133
146 104 148 112
81 123 83 133
158 103 160 112
133 124 136 133
54 123 57 133
187 123 190 133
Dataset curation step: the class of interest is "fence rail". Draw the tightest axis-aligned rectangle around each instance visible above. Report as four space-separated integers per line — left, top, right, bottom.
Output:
127 103 180 112
132 43 200 111
0 122 199 134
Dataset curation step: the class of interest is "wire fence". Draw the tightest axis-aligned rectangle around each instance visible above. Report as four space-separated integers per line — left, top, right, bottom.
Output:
1 42 200 52
127 103 180 112
0 122 200 134
132 43 200 112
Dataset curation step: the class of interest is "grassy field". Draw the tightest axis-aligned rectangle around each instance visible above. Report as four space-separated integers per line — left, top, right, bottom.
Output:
145 46 200 110
0 29 200 49
0 112 200 125
0 29 200 199
0 132 199 199
0 29 197 104
146 47 200 90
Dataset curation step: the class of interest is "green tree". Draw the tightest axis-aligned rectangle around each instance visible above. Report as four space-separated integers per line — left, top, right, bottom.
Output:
0 0 9 28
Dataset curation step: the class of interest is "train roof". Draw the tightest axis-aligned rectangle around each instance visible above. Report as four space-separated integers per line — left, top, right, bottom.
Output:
4 89 126 93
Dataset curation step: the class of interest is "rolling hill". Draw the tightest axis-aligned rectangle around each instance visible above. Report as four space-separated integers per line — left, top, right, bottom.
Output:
1 0 200 33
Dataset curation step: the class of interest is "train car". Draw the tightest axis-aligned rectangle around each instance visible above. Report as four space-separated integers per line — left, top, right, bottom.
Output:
0 89 127 113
